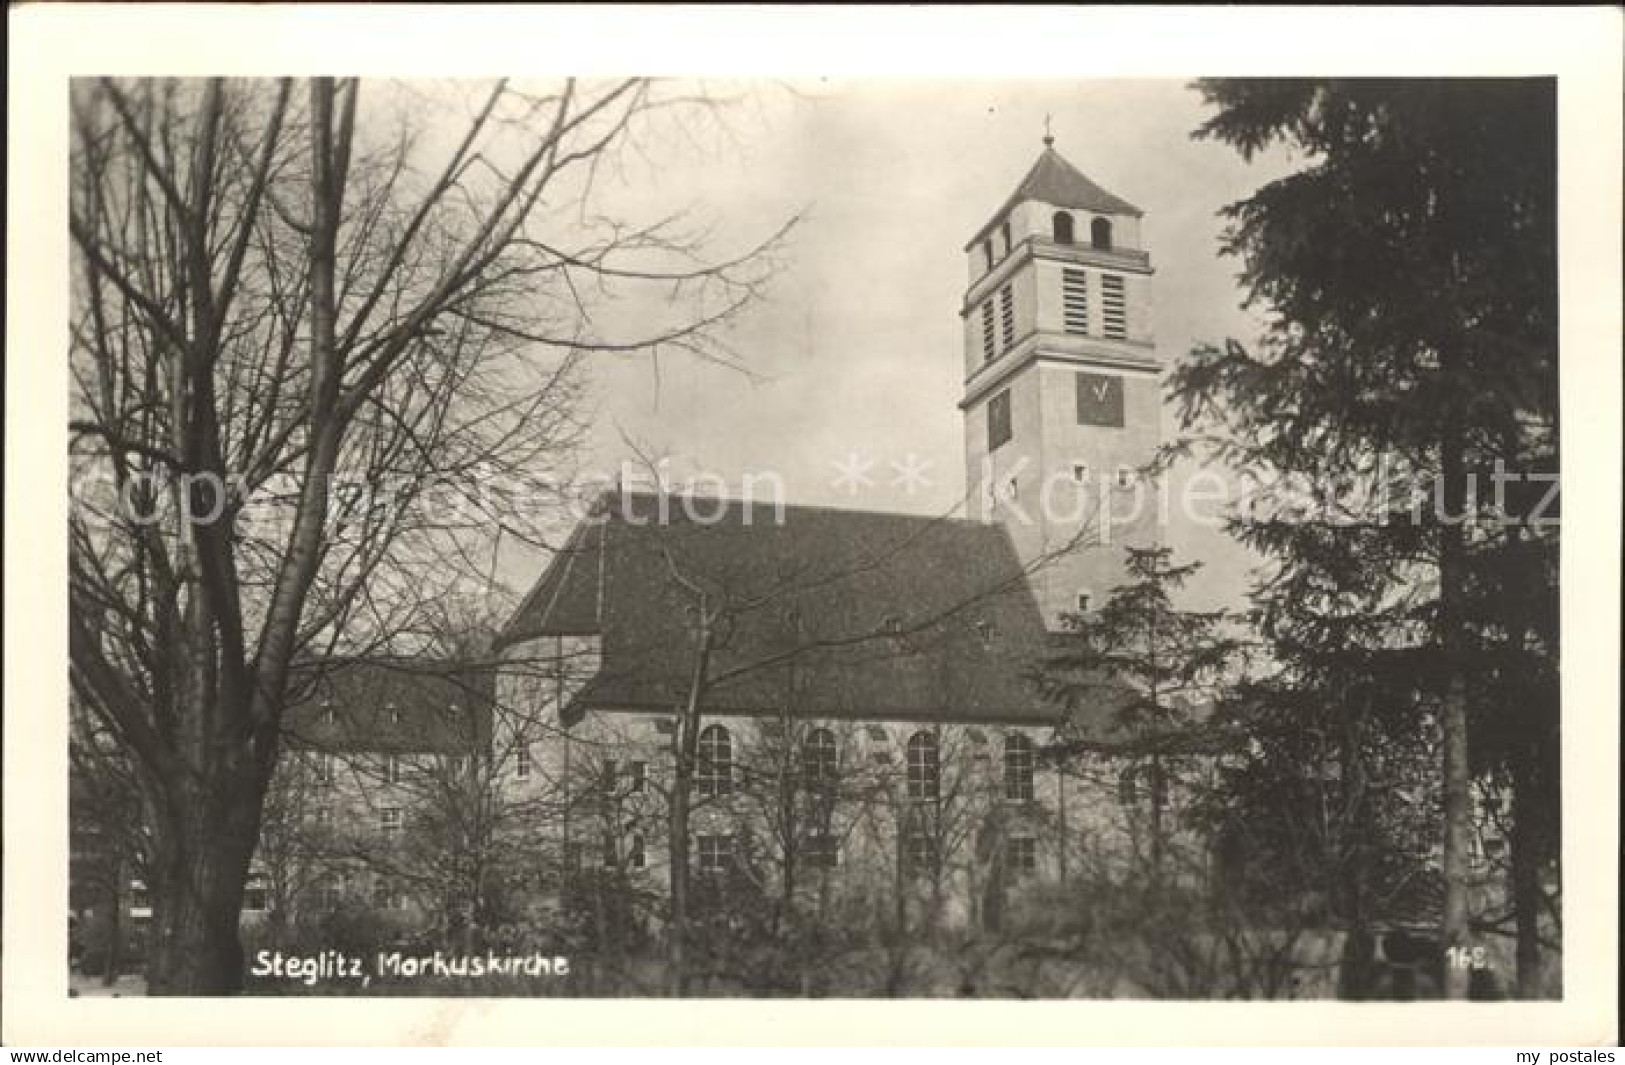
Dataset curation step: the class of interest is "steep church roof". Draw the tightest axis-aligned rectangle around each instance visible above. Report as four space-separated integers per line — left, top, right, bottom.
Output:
966 145 1143 251
499 491 1066 727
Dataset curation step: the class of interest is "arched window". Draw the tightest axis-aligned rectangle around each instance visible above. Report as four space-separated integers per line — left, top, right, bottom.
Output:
696 724 734 796
1091 217 1113 250
1052 211 1075 244
906 731 940 800
1003 733 1035 801
802 727 838 787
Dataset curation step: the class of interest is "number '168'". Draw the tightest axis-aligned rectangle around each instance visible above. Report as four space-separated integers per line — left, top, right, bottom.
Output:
1445 945 1489 970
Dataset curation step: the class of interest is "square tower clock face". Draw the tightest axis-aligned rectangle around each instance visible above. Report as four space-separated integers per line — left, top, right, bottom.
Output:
1076 371 1125 427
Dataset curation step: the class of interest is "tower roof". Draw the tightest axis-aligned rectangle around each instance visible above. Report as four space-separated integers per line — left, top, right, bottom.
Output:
966 145 1143 251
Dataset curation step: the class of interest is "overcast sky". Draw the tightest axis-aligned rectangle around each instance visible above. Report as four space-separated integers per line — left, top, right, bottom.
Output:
496 79 1302 611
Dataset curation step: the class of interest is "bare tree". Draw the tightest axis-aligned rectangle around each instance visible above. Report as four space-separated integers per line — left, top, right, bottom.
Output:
68 76 792 992
249 749 332 943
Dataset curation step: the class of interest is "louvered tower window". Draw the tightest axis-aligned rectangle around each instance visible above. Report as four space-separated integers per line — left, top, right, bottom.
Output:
1062 268 1090 336
1100 273 1127 339
980 300 997 363
999 283 1015 349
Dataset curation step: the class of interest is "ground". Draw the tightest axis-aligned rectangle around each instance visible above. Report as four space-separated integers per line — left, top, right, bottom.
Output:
69 973 148 997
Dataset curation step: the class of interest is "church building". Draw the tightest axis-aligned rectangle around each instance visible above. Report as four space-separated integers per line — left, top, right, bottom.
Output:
493 139 1177 933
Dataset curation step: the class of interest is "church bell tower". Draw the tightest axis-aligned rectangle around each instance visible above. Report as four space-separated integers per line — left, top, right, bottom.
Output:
960 135 1163 626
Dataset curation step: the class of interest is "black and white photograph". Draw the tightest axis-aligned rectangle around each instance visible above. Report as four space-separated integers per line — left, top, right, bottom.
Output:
7 4 1620 1049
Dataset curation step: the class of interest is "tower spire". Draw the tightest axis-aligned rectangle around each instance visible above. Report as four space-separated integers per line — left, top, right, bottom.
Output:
1043 113 1054 148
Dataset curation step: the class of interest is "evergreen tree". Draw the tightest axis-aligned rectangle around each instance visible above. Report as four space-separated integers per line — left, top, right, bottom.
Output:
1173 78 1559 998
1040 546 1242 888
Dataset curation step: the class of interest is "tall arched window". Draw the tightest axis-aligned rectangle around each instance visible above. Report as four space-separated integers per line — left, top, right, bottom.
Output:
1091 217 1113 250
1052 211 1075 244
802 727 838 787
696 724 734 796
1004 733 1035 801
906 730 939 800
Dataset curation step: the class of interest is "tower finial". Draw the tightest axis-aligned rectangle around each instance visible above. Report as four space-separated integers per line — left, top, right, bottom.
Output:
1043 113 1054 148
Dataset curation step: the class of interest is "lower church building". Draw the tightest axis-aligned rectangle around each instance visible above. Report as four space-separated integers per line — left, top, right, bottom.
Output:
493 491 1182 937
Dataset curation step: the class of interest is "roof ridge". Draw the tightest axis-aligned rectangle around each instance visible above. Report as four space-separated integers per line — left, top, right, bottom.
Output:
609 488 999 528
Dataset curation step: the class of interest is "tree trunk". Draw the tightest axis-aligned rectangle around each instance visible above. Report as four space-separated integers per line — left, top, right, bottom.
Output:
666 765 691 996
1148 753 1165 893
1502 527 1556 999
776 842 797 942
1336 702 1376 1001
1508 737 1545 997
983 850 1006 935
665 616 713 997
102 860 123 986
772 711 798 941
1438 432 1475 1001
885 815 909 997
143 768 267 994
1057 766 1070 889
1439 671 1474 1000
